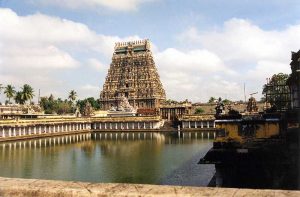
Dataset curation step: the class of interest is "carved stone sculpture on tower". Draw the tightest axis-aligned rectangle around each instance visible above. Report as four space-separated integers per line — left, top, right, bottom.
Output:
100 39 166 110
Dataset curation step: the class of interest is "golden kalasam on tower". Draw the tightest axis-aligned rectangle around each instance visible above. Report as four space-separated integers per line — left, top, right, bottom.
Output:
100 39 166 110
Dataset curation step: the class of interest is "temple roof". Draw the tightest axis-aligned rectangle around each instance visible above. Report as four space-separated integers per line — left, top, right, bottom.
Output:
114 39 150 54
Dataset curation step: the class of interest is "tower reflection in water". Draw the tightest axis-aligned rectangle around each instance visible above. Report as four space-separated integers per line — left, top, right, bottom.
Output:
0 132 213 185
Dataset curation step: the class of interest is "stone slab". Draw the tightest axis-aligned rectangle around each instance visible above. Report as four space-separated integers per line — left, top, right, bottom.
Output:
0 177 299 197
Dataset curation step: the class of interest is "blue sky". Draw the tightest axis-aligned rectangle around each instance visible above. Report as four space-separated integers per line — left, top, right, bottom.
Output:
1 0 300 103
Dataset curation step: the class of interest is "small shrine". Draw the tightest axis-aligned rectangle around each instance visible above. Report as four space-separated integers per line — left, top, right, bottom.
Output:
107 96 137 117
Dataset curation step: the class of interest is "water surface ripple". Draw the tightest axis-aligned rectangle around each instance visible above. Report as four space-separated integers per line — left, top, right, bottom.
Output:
0 132 214 186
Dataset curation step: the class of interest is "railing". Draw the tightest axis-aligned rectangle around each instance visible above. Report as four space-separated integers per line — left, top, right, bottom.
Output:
0 177 298 197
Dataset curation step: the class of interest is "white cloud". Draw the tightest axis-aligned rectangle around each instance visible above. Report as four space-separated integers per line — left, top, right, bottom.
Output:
173 18 300 101
78 84 101 98
1 7 298 103
154 48 240 101
34 0 156 11
3 45 79 69
156 48 226 73
0 8 141 102
87 58 107 71
177 27 201 43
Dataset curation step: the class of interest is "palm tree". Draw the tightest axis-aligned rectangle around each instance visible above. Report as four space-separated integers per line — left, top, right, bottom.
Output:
0 84 3 104
4 85 16 103
208 97 216 104
68 90 77 103
21 84 34 104
15 91 25 104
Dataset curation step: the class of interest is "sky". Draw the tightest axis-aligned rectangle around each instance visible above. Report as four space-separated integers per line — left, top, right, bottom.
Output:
1 0 300 103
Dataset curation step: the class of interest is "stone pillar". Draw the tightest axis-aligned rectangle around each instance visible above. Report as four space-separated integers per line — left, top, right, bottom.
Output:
76 124 79 130
2 127 5 137
109 123 112 130
188 121 191 129
207 121 210 128
9 128 12 137
39 126 42 134
182 122 185 129
195 121 197 128
99 123 102 130
132 122 135 129
201 121 203 128
143 122 146 129
126 123 129 130
213 121 216 128
23 127 26 135
104 123 107 130
34 127 37 134
115 123 118 130
13 127 16 136
138 122 140 129
53 125 56 133
16 127 19 136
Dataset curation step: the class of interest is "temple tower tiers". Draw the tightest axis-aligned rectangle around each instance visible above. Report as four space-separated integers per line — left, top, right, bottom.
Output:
100 39 166 110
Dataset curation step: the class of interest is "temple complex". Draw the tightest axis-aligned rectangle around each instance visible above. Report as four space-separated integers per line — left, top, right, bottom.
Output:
100 39 166 110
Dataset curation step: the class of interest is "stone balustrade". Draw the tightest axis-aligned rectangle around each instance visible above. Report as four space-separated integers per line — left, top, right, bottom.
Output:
179 114 216 130
91 121 160 131
0 116 162 139
0 177 299 197
0 115 218 140
0 122 90 138
181 120 216 129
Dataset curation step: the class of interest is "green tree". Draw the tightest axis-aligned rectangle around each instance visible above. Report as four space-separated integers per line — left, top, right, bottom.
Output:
223 99 231 105
68 90 77 103
40 95 74 114
194 107 205 114
21 84 34 104
15 91 25 104
76 97 101 114
49 94 54 101
0 84 3 104
4 85 15 103
262 73 289 110
208 97 216 103
165 99 178 104
0 84 3 93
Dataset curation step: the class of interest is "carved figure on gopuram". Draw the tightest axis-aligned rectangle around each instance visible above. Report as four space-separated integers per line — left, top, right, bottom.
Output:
100 39 166 110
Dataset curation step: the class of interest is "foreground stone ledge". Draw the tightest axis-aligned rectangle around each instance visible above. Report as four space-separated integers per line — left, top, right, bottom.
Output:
0 177 299 197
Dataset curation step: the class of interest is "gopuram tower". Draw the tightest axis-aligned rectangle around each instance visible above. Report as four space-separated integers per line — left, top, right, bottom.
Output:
100 39 166 110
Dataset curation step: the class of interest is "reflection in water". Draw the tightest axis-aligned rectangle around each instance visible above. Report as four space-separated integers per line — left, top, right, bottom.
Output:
0 132 214 186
